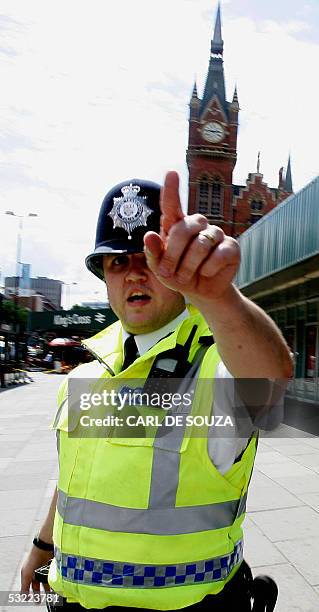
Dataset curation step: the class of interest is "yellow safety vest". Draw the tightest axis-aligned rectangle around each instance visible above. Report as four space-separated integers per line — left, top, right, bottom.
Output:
49 306 257 610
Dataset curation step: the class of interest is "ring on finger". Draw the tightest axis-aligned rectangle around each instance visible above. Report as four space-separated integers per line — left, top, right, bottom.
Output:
198 227 218 246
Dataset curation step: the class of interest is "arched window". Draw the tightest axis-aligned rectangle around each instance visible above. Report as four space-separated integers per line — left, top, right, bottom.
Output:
211 179 222 216
250 199 263 212
250 198 264 224
198 180 210 214
197 177 223 217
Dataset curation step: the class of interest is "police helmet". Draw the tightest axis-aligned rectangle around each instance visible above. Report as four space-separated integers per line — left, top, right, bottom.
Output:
85 179 161 280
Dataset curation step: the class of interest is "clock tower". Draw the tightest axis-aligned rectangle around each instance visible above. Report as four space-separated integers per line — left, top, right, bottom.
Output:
187 3 239 235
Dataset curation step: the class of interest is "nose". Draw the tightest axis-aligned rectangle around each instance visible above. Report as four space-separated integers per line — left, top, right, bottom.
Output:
125 254 148 282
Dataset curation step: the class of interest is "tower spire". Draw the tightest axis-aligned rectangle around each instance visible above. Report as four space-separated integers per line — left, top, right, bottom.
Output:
211 2 223 55
285 154 293 192
231 85 239 112
192 80 198 98
189 79 199 118
201 2 227 115
257 151 261 174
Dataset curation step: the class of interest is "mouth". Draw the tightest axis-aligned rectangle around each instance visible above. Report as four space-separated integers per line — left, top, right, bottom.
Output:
127 291 151 305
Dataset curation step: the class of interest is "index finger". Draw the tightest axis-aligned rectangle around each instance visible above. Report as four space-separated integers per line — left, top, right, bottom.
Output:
160 171 184 237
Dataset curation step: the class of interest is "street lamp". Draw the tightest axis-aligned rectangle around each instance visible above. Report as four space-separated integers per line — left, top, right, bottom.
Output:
4 211 38 365
63 282 78 310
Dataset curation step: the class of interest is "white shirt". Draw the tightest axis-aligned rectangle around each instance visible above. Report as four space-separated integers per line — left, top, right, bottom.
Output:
122 311 282 474
122 310 189 357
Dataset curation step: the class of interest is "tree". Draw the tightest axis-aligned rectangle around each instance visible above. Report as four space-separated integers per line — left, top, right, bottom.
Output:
68 304 89 312
0 299 28 330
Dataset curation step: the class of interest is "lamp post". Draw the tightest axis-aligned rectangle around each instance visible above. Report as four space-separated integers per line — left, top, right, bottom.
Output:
4 211 38 362
63 282 78 310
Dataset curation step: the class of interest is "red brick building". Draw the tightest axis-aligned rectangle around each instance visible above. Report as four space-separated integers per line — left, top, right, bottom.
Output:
186 3 293 236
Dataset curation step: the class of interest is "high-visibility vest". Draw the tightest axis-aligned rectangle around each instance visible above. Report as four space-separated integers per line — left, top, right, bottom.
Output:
49 306 257 610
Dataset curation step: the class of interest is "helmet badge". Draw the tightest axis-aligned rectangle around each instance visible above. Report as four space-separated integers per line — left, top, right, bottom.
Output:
108 184 153 239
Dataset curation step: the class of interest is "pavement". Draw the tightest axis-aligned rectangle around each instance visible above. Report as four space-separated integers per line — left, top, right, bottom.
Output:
1 373 319 611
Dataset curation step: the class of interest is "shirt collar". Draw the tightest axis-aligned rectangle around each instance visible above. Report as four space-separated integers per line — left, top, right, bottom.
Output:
122 309 189 357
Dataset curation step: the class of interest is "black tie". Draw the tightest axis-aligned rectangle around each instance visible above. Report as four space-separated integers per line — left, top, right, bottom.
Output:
122 335 139 371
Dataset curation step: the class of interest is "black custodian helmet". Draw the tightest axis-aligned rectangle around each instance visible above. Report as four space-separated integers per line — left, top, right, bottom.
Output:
85 179 161 280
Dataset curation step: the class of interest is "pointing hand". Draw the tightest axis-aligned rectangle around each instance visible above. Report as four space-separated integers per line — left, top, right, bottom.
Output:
144 171 240 303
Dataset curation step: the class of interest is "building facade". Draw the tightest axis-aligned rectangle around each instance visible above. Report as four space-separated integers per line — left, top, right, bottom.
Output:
5 276 62 310
187 3 293 236
236 176 319 406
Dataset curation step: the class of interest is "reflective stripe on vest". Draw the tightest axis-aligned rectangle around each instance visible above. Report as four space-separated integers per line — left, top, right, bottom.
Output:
57 488 247 535
149 367 199 507
55 539 243 588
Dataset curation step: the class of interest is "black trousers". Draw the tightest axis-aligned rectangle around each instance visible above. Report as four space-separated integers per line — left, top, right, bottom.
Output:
50 561 253 612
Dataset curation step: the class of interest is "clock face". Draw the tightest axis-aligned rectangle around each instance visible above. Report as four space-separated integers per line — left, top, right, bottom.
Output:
201 121 225 143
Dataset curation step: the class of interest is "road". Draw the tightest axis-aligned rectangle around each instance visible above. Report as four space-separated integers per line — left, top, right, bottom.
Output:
1 374 319 611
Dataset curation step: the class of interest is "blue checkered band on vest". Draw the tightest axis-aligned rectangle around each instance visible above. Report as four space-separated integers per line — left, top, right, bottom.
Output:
55 540 243 588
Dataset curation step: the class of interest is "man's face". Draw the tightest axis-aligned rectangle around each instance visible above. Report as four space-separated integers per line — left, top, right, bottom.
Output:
103 253 185 334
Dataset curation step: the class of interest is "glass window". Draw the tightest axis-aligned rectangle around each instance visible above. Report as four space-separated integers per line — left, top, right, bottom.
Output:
307 301 318 323
198 181 209 214
250 199 263 211
297 303 306 321
197 179 223 217
287 307 296 326
211 181 222 216
277 309 286 327
305 325 317 378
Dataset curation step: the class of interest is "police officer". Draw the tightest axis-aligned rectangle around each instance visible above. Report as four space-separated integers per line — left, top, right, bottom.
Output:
21 172 291 610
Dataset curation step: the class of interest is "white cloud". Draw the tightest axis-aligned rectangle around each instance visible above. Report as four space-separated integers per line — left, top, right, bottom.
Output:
0 1 318 306
223 15 319 189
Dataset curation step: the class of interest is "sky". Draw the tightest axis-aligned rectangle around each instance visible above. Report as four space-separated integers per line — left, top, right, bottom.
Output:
0 0 318 308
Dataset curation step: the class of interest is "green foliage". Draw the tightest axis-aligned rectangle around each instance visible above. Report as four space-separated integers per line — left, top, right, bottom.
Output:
68 304 89 312
0 299 28 329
